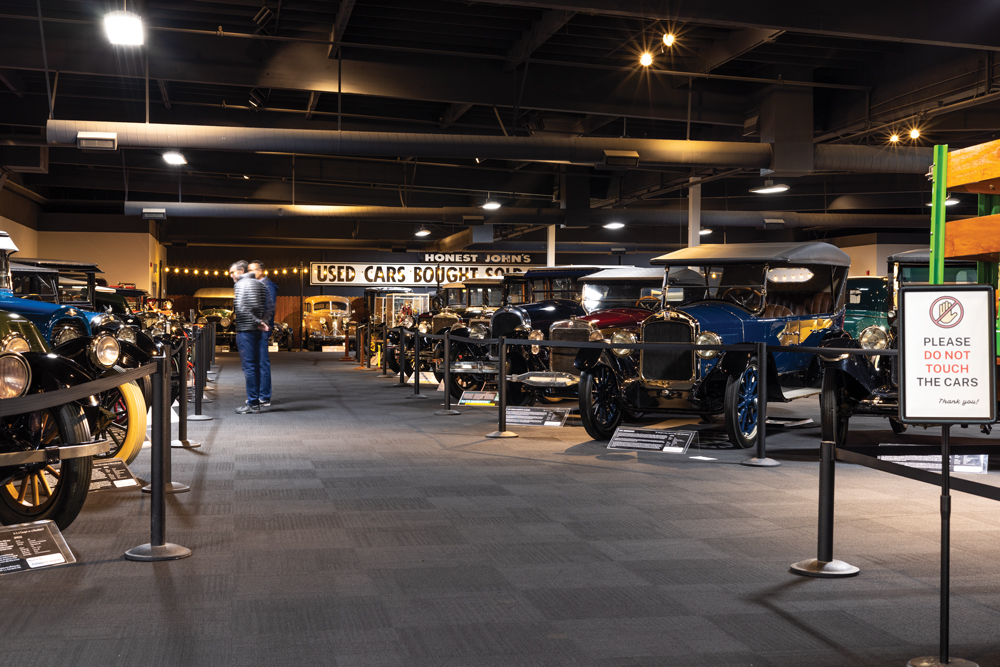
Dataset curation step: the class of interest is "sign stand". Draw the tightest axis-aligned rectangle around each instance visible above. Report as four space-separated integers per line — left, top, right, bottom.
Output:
487 337 517 438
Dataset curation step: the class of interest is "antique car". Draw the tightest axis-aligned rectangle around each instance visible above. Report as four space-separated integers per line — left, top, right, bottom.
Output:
517 267 663 398
194 287 235 348
270 321 294 351
843 276 889 342
302 295 352 350
0 310 103 529
820 249 980 442
416 278 504 380
575 242 851 448
445 266 602 402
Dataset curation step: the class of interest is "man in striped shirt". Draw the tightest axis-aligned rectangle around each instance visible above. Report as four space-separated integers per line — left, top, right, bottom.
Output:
230 260 270 414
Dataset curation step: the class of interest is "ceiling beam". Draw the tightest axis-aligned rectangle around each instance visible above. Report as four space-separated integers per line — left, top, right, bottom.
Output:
505 9 576 71
439 103 473 129
694 28 784 74
0 68 24 98
304 91 320 120
326 0 356 57
468 0 1000 51
156 79 171 110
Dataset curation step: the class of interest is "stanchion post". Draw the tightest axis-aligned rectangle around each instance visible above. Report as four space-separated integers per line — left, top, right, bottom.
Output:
790 438 859 578
435 330 461 415
742 341 779 467
365 325 373 369
487 336 517 438
392 328 410 388
125 355 192 562
144 347 190 494
189 327 213 422
380 322 389 377
209 322 217 369
406 331 428 399
171 336 201 448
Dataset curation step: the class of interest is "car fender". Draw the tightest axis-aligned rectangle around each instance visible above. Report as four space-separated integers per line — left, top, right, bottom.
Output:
818 335 882 398
22 351 95 393
117 339 150 367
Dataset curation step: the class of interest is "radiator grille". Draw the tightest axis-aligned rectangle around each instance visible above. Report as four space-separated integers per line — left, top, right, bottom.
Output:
641 320 694 382
432 314 460 333
491 311 523 340
549 327 590 374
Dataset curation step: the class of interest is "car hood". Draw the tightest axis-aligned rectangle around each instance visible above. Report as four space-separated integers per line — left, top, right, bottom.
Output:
670 302 748 335
516 300 587 328
579 308 650 329
0 292 91 332
200 308 233 318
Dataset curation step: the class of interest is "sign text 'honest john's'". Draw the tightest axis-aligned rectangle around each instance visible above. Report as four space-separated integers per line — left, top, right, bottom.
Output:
311 254 536 287
899 285 996 424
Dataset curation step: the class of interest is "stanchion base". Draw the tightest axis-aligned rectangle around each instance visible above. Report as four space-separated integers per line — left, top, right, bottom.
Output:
142 481 191 494
389 382 412 388
789 558 860 578
908 657 978 667
405 393 429 399
486 431 518 438
171 439 202 449
124 542 192 562
188 414 214 421
435 410 461 416
741 456 781 467
376 373 396 379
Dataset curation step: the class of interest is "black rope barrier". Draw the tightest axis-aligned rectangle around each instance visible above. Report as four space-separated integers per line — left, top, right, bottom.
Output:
0 362 155 417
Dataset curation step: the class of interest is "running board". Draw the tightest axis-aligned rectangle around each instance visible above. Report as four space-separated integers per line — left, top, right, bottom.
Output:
780 388 821 400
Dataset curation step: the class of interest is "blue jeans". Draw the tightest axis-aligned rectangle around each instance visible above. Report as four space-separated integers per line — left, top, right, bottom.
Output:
236 330 265 405
258 327 272 402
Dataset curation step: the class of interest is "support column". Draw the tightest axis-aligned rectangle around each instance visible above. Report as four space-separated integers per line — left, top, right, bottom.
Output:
546 225 556 266
688 177 702 247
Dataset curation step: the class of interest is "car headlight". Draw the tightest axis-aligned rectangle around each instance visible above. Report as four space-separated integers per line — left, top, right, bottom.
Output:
197 317 208 324
163 300 173 310
220 317 232 329
90 335 120 368
0 353 31 398
116 326 137 345
469 323 488 339
2 334 30 354
400 316 414 329
611 330 637 357
528 329 544 355
859 325 889 350
52 325 83 347
695 331 722 359
418 322 430 334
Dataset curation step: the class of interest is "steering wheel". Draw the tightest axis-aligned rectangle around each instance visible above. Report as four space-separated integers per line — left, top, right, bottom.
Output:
720 287 764 310
635 296 661 311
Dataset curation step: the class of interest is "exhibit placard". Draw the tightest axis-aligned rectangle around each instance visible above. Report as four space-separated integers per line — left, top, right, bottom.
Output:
504 406 570 427
88 459 140 493
607 427 695 453
311 258 537 287
458 391 498 406
899 285 996 424
0 520 76 575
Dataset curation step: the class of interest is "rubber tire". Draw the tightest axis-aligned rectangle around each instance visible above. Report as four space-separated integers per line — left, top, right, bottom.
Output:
724 357 759 449
579 365 624 441
95 381 147 466
447 347 485 401
820 370 851 447
0 403 93 530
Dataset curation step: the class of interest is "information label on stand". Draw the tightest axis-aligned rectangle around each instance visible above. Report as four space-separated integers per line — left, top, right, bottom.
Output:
607 427 695 453
505 406 570 427
877 450 989 474
0 520 76 575
899 285 996 424
88 459 139 493
458 391 498 406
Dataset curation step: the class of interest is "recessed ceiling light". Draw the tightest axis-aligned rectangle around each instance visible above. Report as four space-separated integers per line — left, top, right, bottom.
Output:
640 52 653 67
889 134 900 143
242 175 249 180
663 33 675 47
603 222 625 230
910 128 921 139
163 151 187 165
750 180 789 194
104 11 144 45
414 226 432 237
699 228 713 235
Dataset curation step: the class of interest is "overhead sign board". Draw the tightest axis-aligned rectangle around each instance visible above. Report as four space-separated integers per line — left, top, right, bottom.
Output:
311 254 539 287
899 285 996 424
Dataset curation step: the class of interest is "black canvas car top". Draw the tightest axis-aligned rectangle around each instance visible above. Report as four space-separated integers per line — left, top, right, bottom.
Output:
651 242 850 267
523 265 610 278
580 267 662 283
13 258 103 272
887 248 975 265
10 261 58 276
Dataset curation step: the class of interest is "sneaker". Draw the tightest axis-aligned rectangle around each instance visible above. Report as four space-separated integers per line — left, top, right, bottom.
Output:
259 400 271 408
235 403 260 414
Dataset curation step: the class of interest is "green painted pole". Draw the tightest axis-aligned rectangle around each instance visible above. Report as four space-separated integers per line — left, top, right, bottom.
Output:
929 144 949 286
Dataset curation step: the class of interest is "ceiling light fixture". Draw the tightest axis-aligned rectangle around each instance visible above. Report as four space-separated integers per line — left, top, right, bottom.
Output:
414 226 432 237
926 196 959 207
700 228 713 235
889 134 900 143
910 128 921 139
640 52 653 67
248 89 265 109
482 192 501 210
663 33 675 47
750 179 789 194
163 151 187 165
104 10 144 45
603 222 625 230
242 175 249 180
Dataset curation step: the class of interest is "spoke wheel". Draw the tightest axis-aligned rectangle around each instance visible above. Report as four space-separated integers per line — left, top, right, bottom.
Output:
448 348 485 401
724 357 759 449
0 404 93 530
579 365 624 441
94 381 147 465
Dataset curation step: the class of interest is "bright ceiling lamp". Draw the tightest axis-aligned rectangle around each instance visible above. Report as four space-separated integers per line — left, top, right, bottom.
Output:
163 151 187 165
910 128 921 139
889 134 900 143
699 228 713 235
639 52 653 67
104 11 144 45
414 226 431 237
482 193 501 210
750 179 789 194
663 33 675 47
604 222 624 229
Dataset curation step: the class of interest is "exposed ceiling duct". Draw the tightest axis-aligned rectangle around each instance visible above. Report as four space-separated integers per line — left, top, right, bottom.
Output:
52 120 933 174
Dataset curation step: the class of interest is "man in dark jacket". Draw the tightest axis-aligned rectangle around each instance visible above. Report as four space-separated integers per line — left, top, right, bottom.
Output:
230 260 270 414
249 260 278 407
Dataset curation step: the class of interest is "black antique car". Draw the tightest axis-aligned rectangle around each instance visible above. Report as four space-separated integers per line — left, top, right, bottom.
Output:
194 287 236 348
576 243 851 448
819 248 982 443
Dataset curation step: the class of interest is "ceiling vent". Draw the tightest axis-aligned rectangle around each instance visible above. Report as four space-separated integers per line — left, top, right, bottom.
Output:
763 218 785 230
141 208 167 220
602 150 640 168
76 131 118 151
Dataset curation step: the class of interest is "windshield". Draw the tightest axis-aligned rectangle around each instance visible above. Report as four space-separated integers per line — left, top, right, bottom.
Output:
58 271 94 305
312 302 331 311
846 280 888 312
582 282 661 312
664 265 766 310
504 280 529 305
468 286 502 308
899 264 977 285
12 273 57 301
445 288 467 308
0 254 10 290
530 276 580 301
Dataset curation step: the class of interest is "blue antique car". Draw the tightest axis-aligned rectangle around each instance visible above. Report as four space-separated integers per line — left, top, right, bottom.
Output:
576 242 851 448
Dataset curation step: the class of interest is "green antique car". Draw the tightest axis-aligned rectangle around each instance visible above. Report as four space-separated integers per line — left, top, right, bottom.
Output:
843 276 889 348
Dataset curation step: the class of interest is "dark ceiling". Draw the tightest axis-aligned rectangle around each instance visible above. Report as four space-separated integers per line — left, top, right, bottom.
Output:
2 0 1000 249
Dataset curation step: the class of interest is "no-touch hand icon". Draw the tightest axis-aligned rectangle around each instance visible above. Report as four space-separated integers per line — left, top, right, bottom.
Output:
930 296 963 329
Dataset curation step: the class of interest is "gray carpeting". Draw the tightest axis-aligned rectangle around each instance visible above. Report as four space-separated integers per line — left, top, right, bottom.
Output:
5 352 1000 666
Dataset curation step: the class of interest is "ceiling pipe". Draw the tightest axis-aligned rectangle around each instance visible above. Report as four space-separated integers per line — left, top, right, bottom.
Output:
124 201 937 229
166 236 687 253
53 120 932 173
